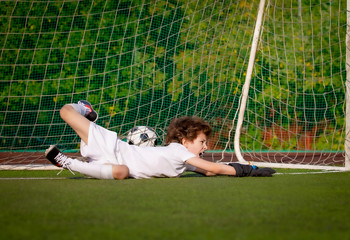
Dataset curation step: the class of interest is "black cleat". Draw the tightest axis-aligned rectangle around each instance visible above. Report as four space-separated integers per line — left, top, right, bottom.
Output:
45 145 70 168
78 100 98 122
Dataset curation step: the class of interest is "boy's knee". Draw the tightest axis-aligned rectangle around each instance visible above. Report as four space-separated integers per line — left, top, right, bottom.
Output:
60 104 73 119
112 165 129 180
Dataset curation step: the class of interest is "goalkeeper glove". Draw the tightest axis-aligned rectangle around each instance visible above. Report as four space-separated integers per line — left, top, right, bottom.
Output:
227 163 276 177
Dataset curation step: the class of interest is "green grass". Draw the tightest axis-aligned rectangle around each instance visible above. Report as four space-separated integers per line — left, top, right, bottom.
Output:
1 170 350 240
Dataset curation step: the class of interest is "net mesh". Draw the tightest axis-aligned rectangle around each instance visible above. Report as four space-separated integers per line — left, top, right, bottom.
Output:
0 0 346 168
238 0 346 167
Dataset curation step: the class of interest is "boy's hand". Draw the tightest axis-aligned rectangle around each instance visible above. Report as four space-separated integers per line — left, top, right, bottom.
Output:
227 163 276 177
250 167 276 177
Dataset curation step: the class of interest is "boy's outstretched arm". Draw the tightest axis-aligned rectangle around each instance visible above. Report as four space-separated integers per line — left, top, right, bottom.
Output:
186 157 237 176
186 164 217 176
186 157 276 177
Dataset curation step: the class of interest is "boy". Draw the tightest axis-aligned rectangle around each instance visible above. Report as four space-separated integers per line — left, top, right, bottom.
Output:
45 100 275 179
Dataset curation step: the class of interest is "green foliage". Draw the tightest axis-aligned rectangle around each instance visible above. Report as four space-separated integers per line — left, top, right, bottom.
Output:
0 0 346 152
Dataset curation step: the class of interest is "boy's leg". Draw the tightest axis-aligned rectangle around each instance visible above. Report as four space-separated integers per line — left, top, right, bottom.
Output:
45 145 129 179
70 161 129 180
60 104 91 144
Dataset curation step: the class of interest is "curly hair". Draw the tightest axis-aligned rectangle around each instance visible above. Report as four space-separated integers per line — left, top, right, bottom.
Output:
165 116 212 145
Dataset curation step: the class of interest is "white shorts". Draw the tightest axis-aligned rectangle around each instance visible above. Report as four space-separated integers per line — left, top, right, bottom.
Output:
80 122 122 165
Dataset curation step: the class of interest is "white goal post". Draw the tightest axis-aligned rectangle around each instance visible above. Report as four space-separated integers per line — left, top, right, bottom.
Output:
234 0 349 171
345 0 350 170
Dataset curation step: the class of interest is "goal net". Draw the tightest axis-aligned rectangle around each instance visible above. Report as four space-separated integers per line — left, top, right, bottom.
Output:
0 0 348 170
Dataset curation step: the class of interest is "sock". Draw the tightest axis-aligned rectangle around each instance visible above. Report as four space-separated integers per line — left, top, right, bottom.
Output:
69 159 114 179
68 103 89 117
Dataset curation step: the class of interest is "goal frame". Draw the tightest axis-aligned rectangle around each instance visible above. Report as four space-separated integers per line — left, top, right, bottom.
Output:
234 0 350 171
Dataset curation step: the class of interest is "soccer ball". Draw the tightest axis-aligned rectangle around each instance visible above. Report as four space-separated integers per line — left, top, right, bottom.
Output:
126 126 158 147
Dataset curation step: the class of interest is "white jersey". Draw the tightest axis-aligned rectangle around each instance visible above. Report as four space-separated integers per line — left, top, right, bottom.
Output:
80 122 195 179
117 141 195 179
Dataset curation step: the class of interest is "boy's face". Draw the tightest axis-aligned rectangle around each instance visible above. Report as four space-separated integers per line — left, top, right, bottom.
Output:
182 131 208 157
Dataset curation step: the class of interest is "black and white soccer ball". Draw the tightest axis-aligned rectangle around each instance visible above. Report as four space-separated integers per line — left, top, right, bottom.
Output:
126 126 158 147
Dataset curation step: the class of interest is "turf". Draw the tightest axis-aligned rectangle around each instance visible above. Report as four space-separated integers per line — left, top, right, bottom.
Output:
1 170 350 240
